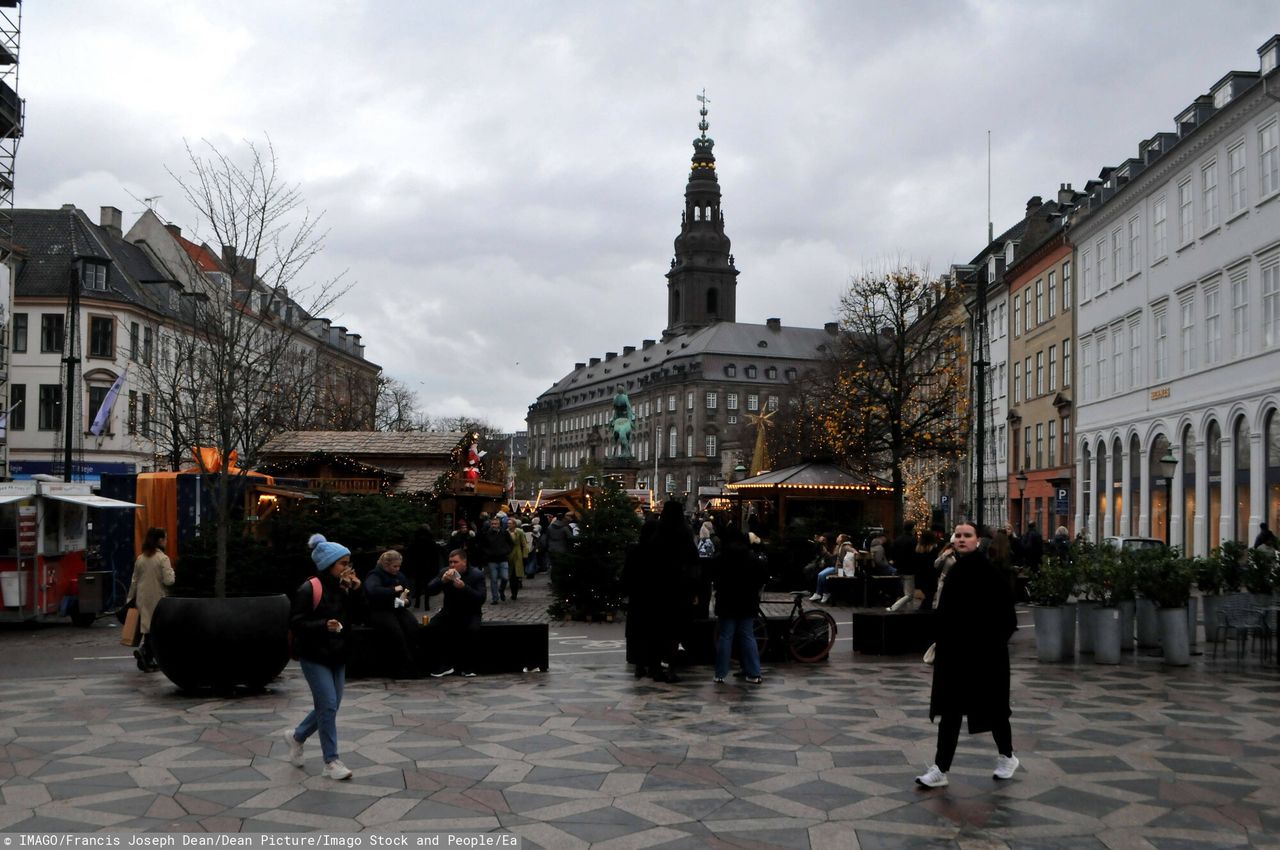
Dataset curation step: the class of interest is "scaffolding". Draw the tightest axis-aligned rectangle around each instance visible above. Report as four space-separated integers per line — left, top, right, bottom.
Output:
0 1 20 479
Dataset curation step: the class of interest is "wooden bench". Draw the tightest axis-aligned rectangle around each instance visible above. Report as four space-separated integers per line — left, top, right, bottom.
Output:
346 621 550 678
851 609 933 655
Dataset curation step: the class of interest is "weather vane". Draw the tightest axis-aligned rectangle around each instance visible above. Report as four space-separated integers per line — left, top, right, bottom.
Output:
697 89 710 138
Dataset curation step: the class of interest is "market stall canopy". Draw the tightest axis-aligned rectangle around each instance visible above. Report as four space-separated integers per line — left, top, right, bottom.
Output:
41 492 141 508
727 462 892 492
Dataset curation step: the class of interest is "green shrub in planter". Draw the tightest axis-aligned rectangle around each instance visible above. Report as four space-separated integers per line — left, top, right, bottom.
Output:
1028 556 1076 606
1244 546 1277 595
1194 554 1224 595
1134 554 1193 609
1218 541 1249 592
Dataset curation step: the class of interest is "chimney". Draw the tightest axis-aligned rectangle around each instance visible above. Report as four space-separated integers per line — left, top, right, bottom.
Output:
1056 183 1074 205
575 362 586 370
164 223 182 238
1024 196 1043 217
605 351 617 360
824 322 838 335
100 206 123 236
623 345 635 355
766 317 781 331
642 339 655 348
350 333 363 358
589 357 601 367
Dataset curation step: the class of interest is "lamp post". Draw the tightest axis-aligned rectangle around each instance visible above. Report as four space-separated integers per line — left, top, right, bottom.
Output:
1015 471 1029 534
1158 449 1178 546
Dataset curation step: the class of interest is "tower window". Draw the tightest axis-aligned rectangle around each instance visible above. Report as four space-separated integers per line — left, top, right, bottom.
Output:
693 207 701 221
707 288 719 315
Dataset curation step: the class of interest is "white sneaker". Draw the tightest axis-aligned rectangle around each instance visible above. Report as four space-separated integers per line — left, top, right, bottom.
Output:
324 759 353 781
915 764 948 788
808 593 821 602
282 729 304 767
819 593 831 604
993 754 1020 780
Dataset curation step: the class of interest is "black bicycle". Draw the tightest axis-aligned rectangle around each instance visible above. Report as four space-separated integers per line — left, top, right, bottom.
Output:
716 591 838 663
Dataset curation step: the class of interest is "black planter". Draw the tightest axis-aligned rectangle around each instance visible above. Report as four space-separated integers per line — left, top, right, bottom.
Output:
151 595 290 692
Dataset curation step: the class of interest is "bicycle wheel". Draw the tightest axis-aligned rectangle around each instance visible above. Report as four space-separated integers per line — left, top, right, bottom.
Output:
789 609 836 662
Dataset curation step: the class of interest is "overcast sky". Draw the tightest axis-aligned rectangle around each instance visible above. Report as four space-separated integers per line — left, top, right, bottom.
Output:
16 2 1278 430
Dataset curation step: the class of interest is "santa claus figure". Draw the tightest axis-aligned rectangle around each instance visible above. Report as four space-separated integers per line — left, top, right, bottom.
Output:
463 436 486 490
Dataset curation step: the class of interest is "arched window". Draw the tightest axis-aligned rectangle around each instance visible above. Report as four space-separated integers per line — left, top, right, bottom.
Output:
1267 409 1280 533
1207 420 1222 550
1111 437 1124 535
1128 434 1141 536
1182 425 1197 554
1150 433 1172 544
693 207 701 221
705 205 712 221
1234 415 1251 542
707 287 718 315
670 290 680 322
1081 443 1093 539
1095 442 1107 540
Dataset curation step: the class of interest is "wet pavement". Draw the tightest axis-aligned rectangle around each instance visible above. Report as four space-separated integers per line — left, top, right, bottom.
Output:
1 580 1279 848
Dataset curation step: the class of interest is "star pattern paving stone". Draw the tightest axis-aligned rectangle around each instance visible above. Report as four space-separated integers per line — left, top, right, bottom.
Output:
3 629 1280 848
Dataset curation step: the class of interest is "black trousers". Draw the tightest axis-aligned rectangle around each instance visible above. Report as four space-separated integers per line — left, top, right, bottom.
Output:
369 609 422 674
428 611 481 672
934 713 1013 772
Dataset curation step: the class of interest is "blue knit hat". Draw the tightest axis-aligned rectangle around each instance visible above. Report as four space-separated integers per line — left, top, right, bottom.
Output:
308 533 351 572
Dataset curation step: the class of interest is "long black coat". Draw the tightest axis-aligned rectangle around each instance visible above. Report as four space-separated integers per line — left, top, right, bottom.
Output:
928 548 1017 734
712 535 767 619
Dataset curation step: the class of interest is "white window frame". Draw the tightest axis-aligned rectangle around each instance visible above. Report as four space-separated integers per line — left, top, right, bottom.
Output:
1035 279 1044 324
1111 326 1124 393
1154 307 1169 381
1179 296 1195 373
1178 178 1194 245
1048 344 1057 392
1261 120 1280 199
1204 284 1221 365
1047 271 1057 319
1127 216 1141 275
1082 249 1093 301
1062 338 1071 387
705 391 717 410
746 394 759 412
1231 270 1250 358
1263 259 1280 349
1128 318 1142 389
1062 260 1071 310
1013 296 1022 338
726 392 738 410
686 434 694 458
1202 159 1219 231
705 434 717 457
1152 195 1168 260
1096 334 1108 397
1111 228 1123 286
1228 141 1247 215
669 426 678 456
1035 350 1044 396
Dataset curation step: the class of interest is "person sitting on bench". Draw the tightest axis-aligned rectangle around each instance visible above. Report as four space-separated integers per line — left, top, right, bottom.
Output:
426 548 486 678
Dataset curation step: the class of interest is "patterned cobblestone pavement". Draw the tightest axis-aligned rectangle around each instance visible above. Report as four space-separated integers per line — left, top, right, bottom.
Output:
2 594 1279 849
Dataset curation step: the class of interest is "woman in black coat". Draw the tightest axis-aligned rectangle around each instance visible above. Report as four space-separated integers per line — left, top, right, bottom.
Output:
622 518 662 678
647 500 699 683
916 521 1019 789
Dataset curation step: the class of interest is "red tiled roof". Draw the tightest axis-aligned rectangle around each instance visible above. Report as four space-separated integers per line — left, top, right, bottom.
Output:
175 234 223 273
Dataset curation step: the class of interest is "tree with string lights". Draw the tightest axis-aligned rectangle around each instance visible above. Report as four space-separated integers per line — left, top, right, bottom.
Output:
793 265 969 532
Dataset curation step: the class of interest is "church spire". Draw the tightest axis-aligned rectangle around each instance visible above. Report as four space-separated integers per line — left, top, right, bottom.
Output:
664 91 738 340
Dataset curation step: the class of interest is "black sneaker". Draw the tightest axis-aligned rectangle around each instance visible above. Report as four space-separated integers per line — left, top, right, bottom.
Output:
430 666 454 678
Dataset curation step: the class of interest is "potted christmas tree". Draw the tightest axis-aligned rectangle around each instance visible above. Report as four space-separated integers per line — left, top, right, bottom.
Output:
1135 552 1194 666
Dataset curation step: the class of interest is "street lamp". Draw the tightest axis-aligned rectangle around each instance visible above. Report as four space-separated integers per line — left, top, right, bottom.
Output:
733 462 747 482
1158 448 1178 546
1015 471 1029 534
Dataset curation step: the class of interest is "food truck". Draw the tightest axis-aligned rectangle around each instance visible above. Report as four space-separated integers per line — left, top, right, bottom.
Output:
0 479 139 625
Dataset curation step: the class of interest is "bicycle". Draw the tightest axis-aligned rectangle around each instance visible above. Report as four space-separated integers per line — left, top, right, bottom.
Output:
715 591 838 663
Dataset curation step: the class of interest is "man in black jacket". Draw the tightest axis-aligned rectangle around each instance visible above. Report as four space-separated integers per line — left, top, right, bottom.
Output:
426 549 487 677
478 516 514 604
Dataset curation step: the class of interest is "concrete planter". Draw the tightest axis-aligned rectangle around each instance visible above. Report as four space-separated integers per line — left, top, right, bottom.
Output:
1136 598 1161 649
1118 599 1136 652
1158 606 1191 666
1076 601 1098 654
1060 602 1077 658
1201 594 1222 643
1032 606 1066 662
1186 596 1200 656
1091 606 1122 665
151 595 290 692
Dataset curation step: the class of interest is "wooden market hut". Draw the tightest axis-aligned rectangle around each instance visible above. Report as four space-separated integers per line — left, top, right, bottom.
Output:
725 461 895 535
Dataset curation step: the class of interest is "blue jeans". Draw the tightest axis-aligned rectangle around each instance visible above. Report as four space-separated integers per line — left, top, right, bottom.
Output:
487 561 509 602
715 616 762 679
815 566 838 595
296 659 345 763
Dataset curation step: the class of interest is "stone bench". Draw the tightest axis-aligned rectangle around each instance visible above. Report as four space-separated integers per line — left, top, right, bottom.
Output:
826 575 902 607
346 621 550 678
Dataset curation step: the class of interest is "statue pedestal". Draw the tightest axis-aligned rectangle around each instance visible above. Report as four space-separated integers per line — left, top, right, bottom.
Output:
602 458 639 489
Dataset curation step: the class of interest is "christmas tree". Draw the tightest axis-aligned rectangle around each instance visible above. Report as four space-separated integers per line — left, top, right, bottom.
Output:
548 485 640 620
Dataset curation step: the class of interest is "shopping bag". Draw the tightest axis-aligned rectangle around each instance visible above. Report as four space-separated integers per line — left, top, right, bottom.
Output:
120 607 142 647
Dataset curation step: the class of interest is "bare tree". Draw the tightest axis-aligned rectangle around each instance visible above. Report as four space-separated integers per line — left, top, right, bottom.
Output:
141 137 348 596
375 375 429 431
813 265 969 531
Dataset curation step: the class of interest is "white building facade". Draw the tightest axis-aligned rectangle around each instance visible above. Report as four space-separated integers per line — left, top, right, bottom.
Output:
1073 35 1280 555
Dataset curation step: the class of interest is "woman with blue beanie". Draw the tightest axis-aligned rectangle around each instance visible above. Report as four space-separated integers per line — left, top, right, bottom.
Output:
283 533 364 780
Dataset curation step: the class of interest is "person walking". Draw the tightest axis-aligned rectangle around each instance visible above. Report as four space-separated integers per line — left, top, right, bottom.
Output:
363 549 422 678
916 521 1019 789
284 534 365 781
478 516 513 604
426 548 487 677
128 527 175 672
623 517 662 679
507 518 530 600
712 532 767 685
649 500 699 683
545 513 574 571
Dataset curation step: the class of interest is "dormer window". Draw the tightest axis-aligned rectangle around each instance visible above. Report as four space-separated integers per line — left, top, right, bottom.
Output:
1263 43 1278 75
81 261 107 291
168 289 179 311
1213 85 1231 109
745 365 757 378
724 364 736 377
1004 242 1015 265
987 255 997 283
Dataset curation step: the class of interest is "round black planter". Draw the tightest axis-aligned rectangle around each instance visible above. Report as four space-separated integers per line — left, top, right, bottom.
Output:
151 595 290 692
